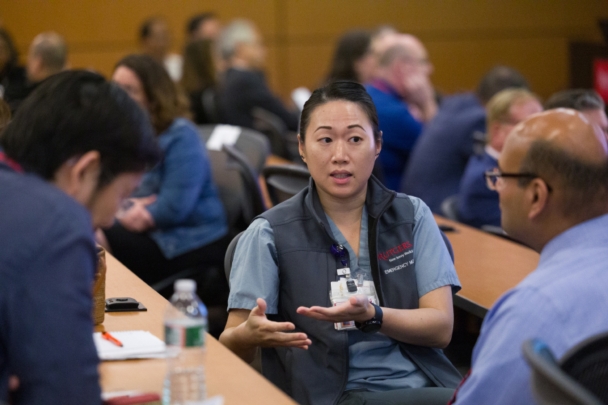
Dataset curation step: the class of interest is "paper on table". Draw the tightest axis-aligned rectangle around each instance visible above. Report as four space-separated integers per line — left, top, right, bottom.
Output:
206 125 241 151
94 330 166 361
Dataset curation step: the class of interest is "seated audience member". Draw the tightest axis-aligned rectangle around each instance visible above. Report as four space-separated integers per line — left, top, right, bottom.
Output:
402 66 529 212
102 54 228 286
325 29 375 85
181 39 219 124
140 16 182 81
217 19 299 131
220 82 462 405
27 31 68 85
366 34 437 190
450 109 608 404
0 71 160 404
0 28 28 114
458 89 542 228
545 88 608 137
186 12 222 42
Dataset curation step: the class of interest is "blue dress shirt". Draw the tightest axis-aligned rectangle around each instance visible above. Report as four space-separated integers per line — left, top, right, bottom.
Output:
453 214 608 404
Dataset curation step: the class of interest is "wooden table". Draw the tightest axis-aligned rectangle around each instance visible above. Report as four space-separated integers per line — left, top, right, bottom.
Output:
96 253 296 404
434 215 540 318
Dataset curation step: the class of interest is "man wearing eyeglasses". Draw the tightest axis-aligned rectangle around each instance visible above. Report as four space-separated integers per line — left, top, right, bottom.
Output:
450 109 608 404
457 88 542 228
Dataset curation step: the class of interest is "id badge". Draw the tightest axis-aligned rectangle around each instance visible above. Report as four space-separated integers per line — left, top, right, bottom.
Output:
329 278 379 331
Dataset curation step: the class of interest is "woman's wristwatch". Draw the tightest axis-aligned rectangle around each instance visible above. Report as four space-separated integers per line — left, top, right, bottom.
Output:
355 303 383 333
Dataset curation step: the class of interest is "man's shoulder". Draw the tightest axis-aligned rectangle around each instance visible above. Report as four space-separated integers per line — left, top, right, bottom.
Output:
0 170 91 238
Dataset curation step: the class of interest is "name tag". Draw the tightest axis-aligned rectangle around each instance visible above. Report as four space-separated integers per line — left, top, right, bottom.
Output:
337 267 350 276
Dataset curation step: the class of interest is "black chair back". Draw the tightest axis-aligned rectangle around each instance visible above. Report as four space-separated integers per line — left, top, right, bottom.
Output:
522 335 608 405
561 332 608 403
251 107 299 161
440 194 461 222
262 164 310 206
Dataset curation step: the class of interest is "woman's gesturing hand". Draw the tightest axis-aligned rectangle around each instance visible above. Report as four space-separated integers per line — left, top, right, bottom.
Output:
244 298 311 349
296 295 375 323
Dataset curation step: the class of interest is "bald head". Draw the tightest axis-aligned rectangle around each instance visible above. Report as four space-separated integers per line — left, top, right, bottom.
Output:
378 34 428 69
497 109 608 250
507 109 607 165
27 32 67 83
504 109 608 220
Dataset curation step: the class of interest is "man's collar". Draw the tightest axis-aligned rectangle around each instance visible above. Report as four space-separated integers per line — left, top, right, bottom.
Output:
369 79 403 100
484 145 501 161
0 151 24 173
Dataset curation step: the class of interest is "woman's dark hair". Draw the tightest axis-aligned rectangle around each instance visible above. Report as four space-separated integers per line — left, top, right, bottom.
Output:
115 54 190 133
0 28 19 75
181 39 216 94
1 70 160 187
299 81 381 144
326 30 372 83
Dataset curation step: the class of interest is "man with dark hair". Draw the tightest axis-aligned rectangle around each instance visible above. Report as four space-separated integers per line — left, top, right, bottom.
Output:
186 12 221 42
0 70 160 404
450 109 608 404
545 88 607 137
402 66 528 213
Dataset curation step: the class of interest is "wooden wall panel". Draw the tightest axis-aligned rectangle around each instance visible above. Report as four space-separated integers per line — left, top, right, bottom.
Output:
0 0 607 100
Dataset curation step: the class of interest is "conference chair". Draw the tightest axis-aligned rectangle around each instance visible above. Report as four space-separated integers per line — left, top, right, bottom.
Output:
523 332 608 405
251 107 299 161
440 195 461 222
198 124 271 175
262 164 311 206
207 147 266 237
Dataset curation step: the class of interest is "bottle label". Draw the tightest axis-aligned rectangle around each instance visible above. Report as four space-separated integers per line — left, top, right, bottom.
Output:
165 324 205 348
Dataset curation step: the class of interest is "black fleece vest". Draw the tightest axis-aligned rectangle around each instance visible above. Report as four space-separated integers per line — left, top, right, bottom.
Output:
259 176 461 405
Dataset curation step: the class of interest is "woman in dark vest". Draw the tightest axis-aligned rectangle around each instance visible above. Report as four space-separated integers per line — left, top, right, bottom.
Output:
220 81 461 405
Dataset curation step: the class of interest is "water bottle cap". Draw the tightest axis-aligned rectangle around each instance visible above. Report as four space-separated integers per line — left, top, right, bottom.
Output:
174 279 196 293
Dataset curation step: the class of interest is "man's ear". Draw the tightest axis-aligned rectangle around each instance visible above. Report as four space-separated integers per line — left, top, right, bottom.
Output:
526 178 550 220
53 151 101 205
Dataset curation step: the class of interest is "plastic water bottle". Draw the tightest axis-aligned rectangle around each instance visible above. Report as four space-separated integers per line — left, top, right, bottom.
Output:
163 279 208 405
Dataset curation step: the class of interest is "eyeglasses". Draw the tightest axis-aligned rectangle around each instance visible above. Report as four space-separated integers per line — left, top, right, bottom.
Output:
484 168 552 192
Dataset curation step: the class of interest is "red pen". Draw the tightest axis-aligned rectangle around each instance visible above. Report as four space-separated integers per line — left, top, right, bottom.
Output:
101 331 123 347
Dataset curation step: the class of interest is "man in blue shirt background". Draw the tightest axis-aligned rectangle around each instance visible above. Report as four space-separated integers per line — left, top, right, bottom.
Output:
458 88 542 228
450 109 608 404
0 71 159 404
366 33 437 191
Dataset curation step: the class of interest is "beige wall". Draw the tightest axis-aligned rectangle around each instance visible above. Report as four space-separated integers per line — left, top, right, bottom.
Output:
1 0 607 100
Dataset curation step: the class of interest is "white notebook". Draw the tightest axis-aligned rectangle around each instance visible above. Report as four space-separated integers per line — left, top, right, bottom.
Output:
94 330 166 361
